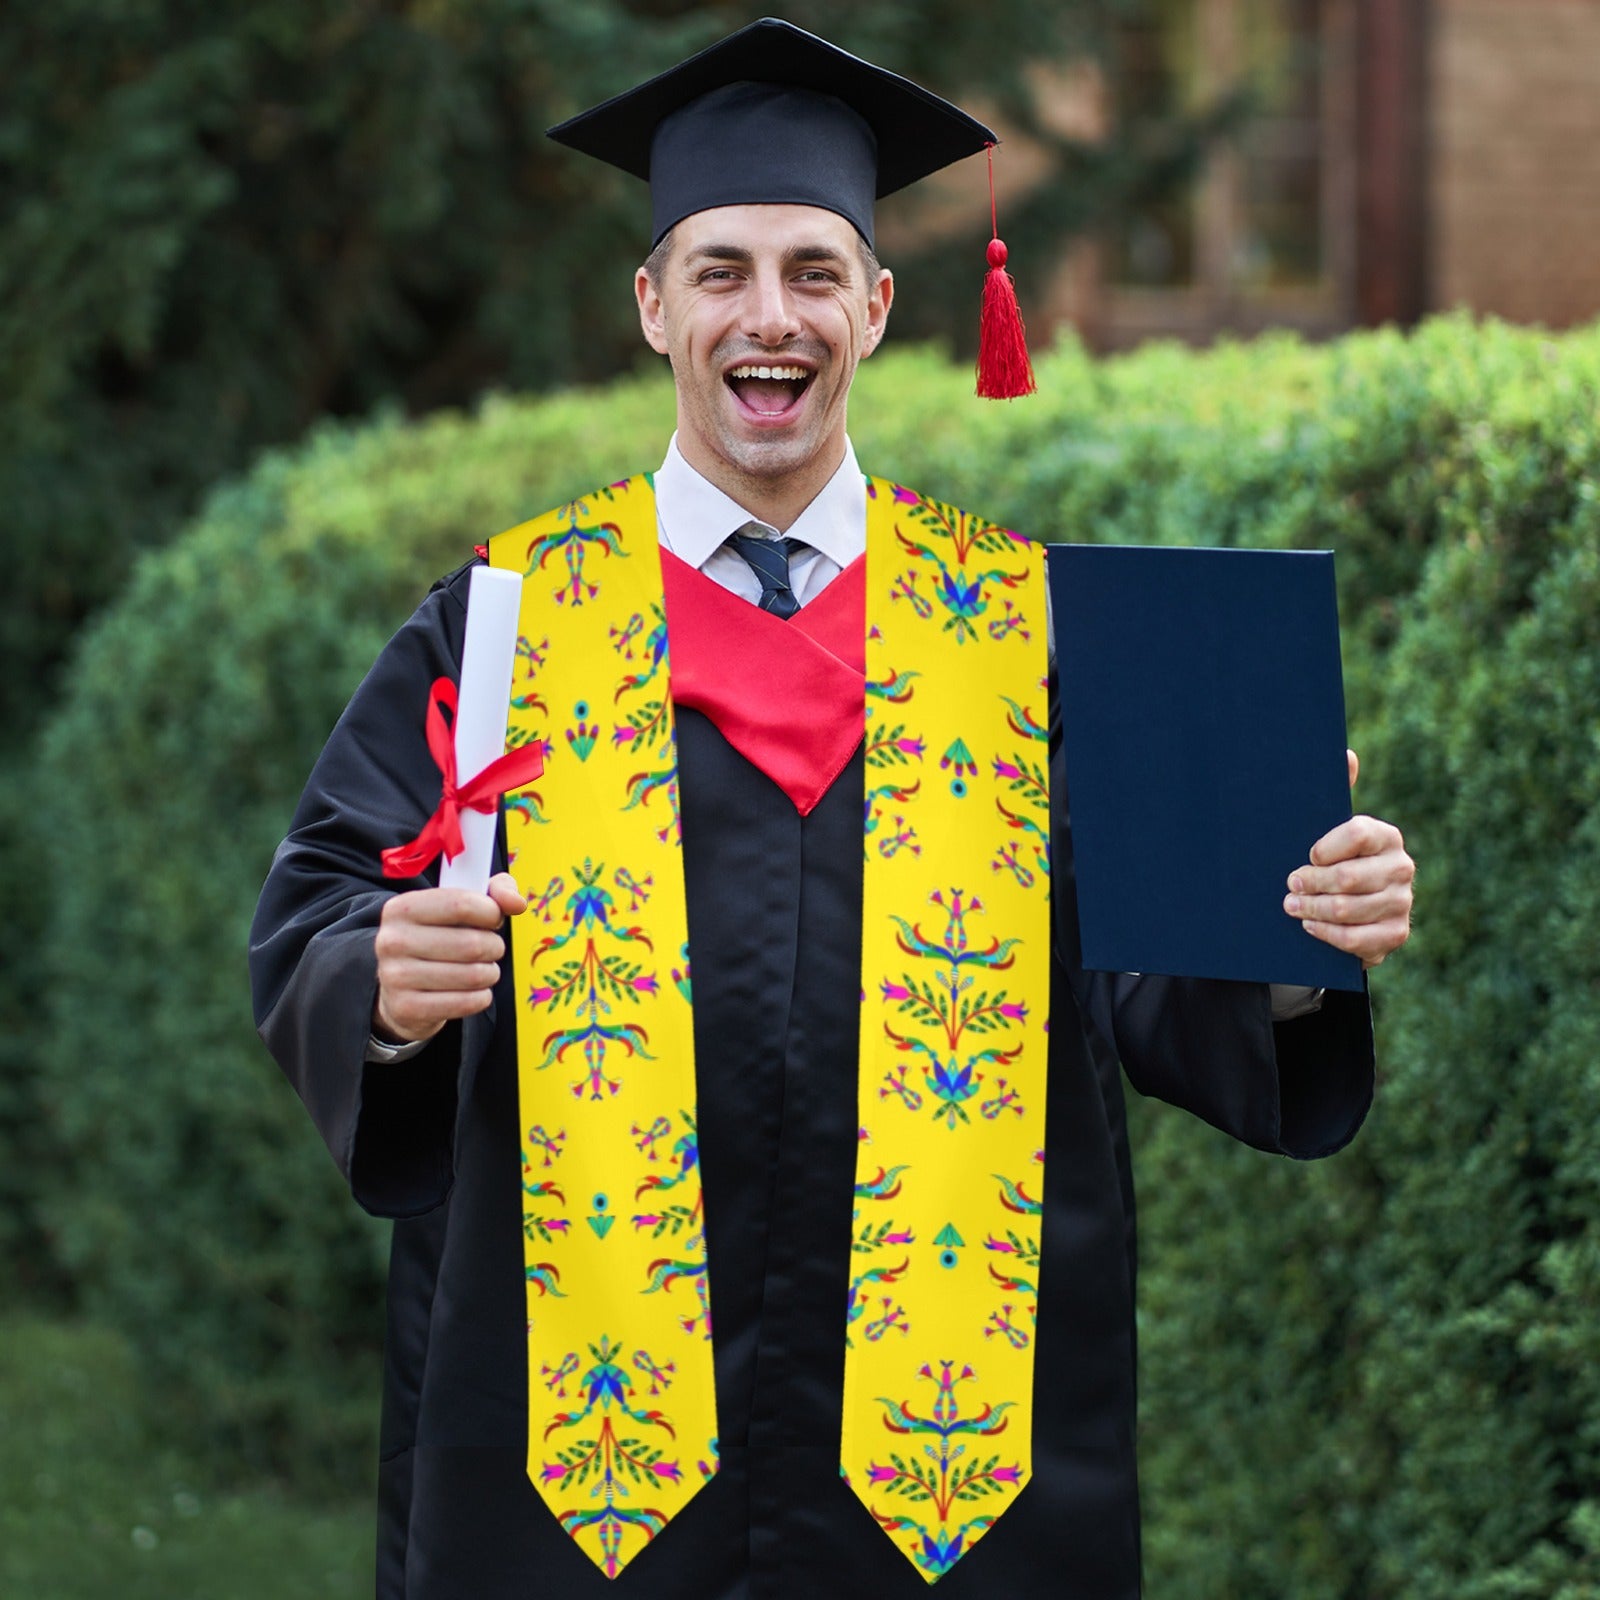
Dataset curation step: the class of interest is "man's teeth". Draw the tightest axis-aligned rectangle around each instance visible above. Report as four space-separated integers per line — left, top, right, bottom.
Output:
727 365 809 380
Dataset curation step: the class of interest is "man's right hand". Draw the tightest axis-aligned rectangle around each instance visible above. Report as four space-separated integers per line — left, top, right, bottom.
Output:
372 872 528 1045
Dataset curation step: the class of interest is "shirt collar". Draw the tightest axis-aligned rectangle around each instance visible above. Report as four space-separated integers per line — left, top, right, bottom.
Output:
654 434 866 570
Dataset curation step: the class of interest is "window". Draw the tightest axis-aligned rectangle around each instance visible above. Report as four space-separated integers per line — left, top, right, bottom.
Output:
1097 0 1356 344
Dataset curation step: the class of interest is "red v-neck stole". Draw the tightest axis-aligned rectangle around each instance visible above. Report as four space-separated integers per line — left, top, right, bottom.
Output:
660 551 866 815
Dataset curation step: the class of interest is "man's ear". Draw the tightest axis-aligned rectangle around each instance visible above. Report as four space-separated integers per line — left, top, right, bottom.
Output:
636 267 670 355
861 268 894 358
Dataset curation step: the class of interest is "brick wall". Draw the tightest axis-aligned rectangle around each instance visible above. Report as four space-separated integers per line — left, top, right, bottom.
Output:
1431 0 1600 327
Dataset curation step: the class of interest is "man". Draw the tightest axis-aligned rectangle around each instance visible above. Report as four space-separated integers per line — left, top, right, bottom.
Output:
250 19 1413 1599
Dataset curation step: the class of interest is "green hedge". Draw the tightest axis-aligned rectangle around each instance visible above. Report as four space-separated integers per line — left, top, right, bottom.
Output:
34 317 1600 1598
32 379 678 1479
1123 325 1600 1600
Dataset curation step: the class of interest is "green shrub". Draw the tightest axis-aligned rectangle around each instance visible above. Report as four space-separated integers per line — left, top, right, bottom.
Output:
34 316 1600 1600
34 379 676 1481
1128 322 1600 1600
0 1315 369 1597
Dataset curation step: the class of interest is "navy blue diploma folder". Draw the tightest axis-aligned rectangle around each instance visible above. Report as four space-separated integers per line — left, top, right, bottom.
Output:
1047 544 1364 993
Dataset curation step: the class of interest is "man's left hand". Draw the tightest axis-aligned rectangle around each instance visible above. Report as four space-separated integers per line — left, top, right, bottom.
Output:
1284 750 1415 968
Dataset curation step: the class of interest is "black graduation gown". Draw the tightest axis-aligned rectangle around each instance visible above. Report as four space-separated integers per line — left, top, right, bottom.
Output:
250 558 1374 1600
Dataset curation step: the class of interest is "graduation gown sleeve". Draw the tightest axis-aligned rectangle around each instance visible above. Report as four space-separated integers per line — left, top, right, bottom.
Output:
249 561 496 1218
1047 690 1376 1162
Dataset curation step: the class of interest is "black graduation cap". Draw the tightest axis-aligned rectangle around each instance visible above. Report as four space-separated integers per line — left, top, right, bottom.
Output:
546 16 998 249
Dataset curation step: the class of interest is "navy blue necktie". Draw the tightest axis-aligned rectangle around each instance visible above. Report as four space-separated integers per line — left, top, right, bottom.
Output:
726 527 807 619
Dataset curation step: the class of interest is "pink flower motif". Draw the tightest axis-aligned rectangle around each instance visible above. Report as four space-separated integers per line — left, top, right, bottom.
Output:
868 1463 900 1484
992 1466 1023 1484
985 1235 1017 1254
654 1462 684 1483
892 485 921 506
528 986 555 1005
612 725 637 746
999 1003 1028 1021
880 981 911 1002
634 975 659 994
896 737 926 759
992 759 1022 781
540 1462 568 1483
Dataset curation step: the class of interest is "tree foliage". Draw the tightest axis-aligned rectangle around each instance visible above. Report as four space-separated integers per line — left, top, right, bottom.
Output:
0 0 1174 741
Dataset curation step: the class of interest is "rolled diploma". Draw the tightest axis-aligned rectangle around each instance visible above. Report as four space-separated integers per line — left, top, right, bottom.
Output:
439 565 524 893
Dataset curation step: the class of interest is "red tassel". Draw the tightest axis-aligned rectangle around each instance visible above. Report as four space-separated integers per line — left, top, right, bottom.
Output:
977 239 1036 399
976 145 1036 400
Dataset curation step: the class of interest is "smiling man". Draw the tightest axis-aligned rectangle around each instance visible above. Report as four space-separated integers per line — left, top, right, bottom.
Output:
637 206 891 527
250 18 1413 1600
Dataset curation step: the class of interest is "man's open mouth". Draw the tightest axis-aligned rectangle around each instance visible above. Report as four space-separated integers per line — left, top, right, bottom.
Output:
726 363 813 417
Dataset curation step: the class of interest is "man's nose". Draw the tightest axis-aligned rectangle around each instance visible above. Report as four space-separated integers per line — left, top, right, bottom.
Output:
745 271 801 346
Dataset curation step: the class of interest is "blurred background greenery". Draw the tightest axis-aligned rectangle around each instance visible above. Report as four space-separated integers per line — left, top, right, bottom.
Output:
5 1 1600 1595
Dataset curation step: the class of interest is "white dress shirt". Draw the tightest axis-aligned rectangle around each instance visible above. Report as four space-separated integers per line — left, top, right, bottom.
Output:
653 433 863 604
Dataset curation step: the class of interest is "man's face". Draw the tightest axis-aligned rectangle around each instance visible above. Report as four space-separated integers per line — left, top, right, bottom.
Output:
635 204 893 495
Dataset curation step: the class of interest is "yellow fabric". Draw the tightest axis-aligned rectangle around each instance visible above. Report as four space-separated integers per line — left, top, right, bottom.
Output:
846 479 1050 1581
491 478 710 1579
491 473 1050 1583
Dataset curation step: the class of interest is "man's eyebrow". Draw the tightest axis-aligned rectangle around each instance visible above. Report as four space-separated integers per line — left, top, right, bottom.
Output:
782 243 852 271
683 244 755 267
681 242 855 271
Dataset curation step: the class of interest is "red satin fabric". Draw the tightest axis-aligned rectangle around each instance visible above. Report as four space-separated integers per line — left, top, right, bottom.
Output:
381 677 546 879
661 551 866 816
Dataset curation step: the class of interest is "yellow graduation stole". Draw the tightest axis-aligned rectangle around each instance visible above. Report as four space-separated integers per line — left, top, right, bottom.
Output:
489 473 1050 1583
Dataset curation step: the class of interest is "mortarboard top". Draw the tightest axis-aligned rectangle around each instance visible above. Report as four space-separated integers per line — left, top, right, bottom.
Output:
546 17 998 248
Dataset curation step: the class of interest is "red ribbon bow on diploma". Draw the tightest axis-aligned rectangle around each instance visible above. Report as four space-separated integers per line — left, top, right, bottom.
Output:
381 677 545 879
